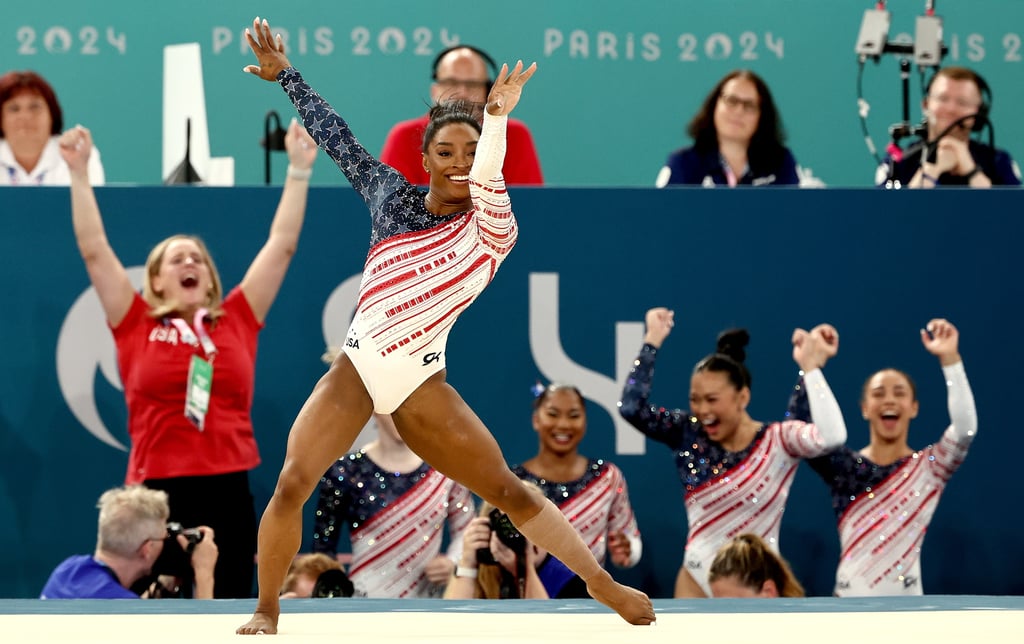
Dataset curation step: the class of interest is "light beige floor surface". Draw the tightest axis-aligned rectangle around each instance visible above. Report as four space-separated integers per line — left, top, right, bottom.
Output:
1 609 1022 643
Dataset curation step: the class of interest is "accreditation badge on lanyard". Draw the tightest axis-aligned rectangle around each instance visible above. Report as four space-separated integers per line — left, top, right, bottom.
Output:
170 308 218 431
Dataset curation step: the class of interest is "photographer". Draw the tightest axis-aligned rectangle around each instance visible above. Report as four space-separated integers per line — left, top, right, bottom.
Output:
444 487 587 600
40 485 218 599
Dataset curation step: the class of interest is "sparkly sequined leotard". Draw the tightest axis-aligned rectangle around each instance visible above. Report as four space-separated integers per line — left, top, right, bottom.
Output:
789 362 977 596
618 343 847 596
512 459 642 567
312 450 475 597
279 68 516 413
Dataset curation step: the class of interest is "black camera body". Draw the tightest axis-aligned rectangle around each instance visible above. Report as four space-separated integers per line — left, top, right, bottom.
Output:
311 569 355 598
476 508 527 564
166 521 204 554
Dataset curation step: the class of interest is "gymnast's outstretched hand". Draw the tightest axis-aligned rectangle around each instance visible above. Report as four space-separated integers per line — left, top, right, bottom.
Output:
243 16 291 82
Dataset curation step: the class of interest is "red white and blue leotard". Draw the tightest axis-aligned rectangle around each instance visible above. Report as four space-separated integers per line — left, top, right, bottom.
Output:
791 362 977 596
312 450 475 598
513 459 643 568
279 68 516 412
619 343 847 595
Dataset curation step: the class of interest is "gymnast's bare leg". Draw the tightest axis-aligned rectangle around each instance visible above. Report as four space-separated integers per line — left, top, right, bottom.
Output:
237 355 373 634
392 371 656 625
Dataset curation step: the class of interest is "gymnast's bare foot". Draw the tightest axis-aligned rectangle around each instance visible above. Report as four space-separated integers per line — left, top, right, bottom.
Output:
237 611 279 635
587 572 656 625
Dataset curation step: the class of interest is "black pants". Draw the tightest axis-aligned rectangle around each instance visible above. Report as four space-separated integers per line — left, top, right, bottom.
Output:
146 470 257 598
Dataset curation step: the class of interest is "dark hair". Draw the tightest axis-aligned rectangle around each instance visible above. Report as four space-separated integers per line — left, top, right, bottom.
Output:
532 382 585 413
860 368 918 403
708 533 805 598
432 45 498 85
421 100 482 153
686 69 787 175
0 70 63 137
693 328 752 391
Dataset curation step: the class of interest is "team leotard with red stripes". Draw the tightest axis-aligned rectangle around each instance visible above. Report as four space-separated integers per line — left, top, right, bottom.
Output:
791 362 977 596
619 343 847 596
312 450 475 598
513 459 643 568
279 68 516 412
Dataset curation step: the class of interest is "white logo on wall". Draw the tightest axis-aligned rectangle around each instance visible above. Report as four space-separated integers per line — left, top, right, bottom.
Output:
55 267 146 451
528 273 646 455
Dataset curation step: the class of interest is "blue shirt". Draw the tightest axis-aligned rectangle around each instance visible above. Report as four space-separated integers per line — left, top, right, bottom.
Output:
657 146 800 187
40 555 139 599
881 139 1021 186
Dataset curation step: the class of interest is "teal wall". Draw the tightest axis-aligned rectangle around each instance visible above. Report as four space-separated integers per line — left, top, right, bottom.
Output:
1 184 1022 599
6 0 1024 186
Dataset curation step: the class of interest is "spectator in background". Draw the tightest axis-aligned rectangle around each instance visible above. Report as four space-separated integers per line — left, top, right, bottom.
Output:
0 70 104 185
380 44 543 186
882 66 1021 188
279 553 350 598
312 413 475 598
40 485 217 599
655 69 799 188
59 118 317 598
512 382 642 570
708 533 805 598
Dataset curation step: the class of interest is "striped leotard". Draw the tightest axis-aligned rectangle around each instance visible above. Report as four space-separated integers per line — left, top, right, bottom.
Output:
790 362 977 596
619 343 846 596
312 450 474 598
279 68 516 412
513 459 643 567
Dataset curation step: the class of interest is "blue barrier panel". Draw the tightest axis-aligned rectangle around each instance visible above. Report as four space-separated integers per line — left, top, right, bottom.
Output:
0 185 1021 598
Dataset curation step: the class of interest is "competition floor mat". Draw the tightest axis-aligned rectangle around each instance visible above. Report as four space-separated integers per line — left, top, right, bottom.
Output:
0 596 1021 643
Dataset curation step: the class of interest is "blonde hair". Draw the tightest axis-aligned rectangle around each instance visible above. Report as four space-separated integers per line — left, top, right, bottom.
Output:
142 235 225 319
281 553 343 595
708 533 805 597
95 486 169 557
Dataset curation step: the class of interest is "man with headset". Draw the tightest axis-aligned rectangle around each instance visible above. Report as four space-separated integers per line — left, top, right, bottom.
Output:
886 66 1020 188
380 45 543 185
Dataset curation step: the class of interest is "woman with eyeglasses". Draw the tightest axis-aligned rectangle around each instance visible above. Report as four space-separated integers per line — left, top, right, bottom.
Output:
655 69 800 187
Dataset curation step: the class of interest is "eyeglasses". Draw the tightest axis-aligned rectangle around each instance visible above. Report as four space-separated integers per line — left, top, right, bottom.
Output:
719 93 760 114
927 93 981 110
434 78 490 92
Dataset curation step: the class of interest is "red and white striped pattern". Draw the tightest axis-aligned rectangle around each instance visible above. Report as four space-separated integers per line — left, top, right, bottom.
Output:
834 427 970 596
354 176 516 359
559 463 641 566
348 469 474 598
683 420 827 595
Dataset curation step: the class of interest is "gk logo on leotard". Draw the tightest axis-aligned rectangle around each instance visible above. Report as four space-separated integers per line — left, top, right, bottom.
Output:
422 351 443 366
346 337 359 349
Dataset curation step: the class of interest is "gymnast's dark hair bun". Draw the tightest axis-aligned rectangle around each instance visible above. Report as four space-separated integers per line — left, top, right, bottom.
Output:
716 328 750 364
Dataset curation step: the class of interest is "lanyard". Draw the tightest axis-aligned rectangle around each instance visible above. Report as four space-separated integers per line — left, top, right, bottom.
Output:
169 308 217 359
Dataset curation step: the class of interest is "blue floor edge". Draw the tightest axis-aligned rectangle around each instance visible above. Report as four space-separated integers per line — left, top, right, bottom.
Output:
0 595 1022 616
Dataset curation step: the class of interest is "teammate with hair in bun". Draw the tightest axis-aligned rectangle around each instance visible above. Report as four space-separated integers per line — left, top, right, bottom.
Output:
618 308 847 597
